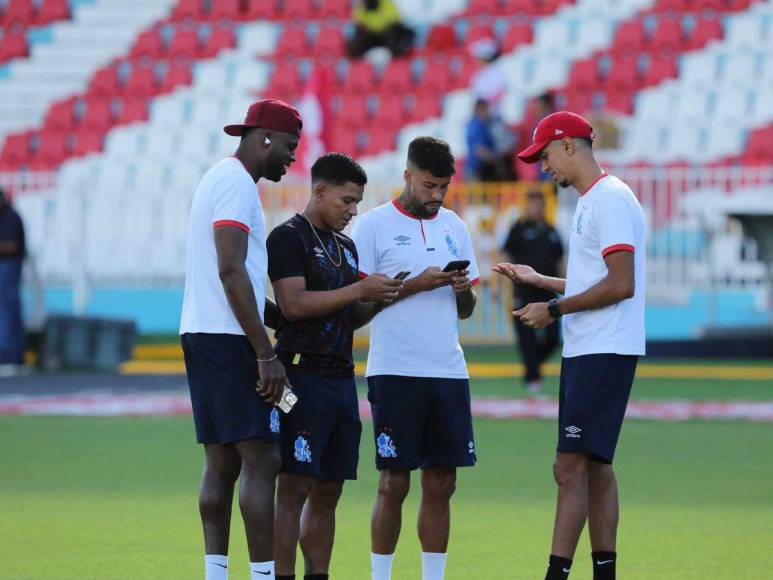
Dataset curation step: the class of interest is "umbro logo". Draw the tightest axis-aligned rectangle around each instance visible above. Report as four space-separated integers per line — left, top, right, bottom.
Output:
313 247 323 254
394 235 411 246
564 425 582 438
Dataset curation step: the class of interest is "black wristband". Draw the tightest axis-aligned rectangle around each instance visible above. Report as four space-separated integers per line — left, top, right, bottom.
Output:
547 298 563 318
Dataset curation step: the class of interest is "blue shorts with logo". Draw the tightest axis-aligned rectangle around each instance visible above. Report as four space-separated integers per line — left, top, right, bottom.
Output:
367 375 476 471
280 367 361 480
558 354 639 464
181 333 280 445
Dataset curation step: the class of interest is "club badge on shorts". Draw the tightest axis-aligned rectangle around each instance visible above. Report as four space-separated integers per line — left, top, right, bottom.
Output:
294 435 312 462
377 431 398 458
269 408 280 434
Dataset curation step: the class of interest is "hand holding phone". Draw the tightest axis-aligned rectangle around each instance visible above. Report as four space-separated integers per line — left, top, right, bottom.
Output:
393 271 411 280
442 260 470 273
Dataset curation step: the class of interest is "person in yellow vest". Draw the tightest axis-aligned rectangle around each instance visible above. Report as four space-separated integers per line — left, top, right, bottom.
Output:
346 0 414 59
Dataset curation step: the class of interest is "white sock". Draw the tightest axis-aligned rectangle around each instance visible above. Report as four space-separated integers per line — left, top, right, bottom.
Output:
205 554 229 580
250 560 275 580
421 552 447 580
371 552 394 580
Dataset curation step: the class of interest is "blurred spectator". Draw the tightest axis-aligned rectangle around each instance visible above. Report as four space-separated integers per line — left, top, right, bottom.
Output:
466 99 498 181
517 92 556 181
502 189 563 394
469 38 506 109
346 0 414 59
0 188 26 376
585 111 620 150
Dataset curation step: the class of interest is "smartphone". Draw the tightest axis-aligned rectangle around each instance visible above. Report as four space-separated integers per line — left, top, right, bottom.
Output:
277 385 298 414
442 260 470 273
394 271 411 280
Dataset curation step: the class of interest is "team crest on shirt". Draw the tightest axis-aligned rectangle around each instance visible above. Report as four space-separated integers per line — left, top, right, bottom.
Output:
343 246 357 270
294 434 312 462
574 207 586 236
269 408 280 434
377 432 398 458
444 231 460 258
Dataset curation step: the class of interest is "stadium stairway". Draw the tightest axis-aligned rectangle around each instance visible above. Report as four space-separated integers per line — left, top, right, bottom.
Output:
0 0 176 142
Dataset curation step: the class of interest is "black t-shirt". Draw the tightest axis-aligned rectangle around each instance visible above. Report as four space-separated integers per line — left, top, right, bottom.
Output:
0 206 25 261
267 214 360 377
503 218 564 304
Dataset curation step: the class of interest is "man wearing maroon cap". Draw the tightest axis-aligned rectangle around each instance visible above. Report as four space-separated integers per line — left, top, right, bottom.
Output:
494 111 646 580
180 98 302 580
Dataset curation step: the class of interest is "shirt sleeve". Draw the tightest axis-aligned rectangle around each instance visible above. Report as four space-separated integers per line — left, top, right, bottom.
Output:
460 223 482 286
351 215 376 278
594 192 636 258
267 225 306 282
211 173 254 233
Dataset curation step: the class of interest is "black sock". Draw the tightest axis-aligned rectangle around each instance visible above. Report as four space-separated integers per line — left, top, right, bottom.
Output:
545 555 573 579
276 575 295 580
592 551 616 580
304 575 328 580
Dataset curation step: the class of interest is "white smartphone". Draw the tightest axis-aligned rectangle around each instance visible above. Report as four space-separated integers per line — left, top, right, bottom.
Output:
277 385 298 414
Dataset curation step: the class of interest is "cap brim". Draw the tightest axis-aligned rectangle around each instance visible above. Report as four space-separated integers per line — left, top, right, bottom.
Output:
517 141 549 164
223 124 247 136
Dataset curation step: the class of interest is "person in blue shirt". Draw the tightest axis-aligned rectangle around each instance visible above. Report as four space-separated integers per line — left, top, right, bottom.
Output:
0 187 26 376
466 99 499 182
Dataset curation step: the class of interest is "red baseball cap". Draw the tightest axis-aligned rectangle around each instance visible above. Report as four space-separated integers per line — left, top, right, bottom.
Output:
223 99 303 137
517 111 595 164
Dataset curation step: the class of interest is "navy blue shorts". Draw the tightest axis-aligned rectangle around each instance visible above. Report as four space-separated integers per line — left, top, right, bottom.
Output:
280 367 361 480
367 375 476 471
558 354 639 464
181 333 280 446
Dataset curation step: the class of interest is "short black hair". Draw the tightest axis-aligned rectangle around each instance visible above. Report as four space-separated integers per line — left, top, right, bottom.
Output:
407 136 456 178
576 137 594 150
311 152 367 187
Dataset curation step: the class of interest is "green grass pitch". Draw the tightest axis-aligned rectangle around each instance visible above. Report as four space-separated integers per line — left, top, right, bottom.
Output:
2 404 772 578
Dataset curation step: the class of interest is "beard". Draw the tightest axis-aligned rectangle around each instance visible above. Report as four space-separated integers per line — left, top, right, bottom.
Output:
265 152 286 182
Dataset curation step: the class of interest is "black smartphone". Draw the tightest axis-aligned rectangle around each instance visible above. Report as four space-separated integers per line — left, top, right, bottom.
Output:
393 271 411 280
442 260 470 273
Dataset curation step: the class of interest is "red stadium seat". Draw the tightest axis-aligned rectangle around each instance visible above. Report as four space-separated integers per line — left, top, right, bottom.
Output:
364 128 396 155
123 65 159 96
604 90 633 114
418 57 453 92
168 27 200 59
313 25 345 57
43 98 78 132
207 0 241 21
71 129 103 156
243 0 282 20
171 0 203 21
160 62 192 92
424 24 457 53
340 60 377 93
33 0 70 25
282 0 319 20
610 21 647 53
466 23 496 45
533 0 566 15
650 17 686 51
745 127 773 158
500 23 532 52
267 63 303 96
88 67 120 96
115 98 148 124
0 133 32 165
275 24 310 57
328 127 361 155
81 98 114 131
559 90 593 116
200 26 236 57
335 94 369 127
686 16 722 50
32 132 69 165
318 0 350 18
373 94 406 126
643 53 678 85
406 95 442 123
452 56 478 86
567 59 600 91
607 56 641 91
2 0 34 26
130 29 166 59
380 58 414 93
0 28 28 62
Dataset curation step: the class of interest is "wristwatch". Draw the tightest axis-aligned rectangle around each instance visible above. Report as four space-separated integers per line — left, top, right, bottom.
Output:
547 298 563 318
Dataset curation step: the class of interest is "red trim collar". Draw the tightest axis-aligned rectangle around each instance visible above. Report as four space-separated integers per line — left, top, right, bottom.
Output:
579 172 609 196
391 198 439 220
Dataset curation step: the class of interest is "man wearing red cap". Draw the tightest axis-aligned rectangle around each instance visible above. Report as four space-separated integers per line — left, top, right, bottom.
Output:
494 111 646 580
180 99 302 580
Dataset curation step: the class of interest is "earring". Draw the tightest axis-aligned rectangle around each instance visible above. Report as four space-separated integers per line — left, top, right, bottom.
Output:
264 137 271 145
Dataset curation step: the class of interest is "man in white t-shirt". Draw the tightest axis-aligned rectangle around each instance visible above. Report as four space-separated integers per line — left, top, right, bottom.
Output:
352 137 479 580
180 99 302 580
494 111 645 580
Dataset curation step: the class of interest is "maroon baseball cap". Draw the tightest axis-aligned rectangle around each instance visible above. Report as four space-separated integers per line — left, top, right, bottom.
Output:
223 99 303 137
517 111 595 164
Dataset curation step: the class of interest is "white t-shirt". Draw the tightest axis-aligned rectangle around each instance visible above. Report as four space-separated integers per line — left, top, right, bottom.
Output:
352 199 480 378
180 157 267 335
562 173 646 357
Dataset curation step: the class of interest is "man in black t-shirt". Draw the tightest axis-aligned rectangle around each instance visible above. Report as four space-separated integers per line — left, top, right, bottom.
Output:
502 189 564 394
267 153 403 580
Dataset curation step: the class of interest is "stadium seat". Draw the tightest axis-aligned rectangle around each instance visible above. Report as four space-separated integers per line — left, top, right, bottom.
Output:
466 23 496 45
200 26 236 57
364 128 396 155
71 129 104 156
567 59 600 91
610 20 647 53
380 58 414 93
282 0 320 20
207 0 241 21
275 24 310 57
313 25 345 57
424 24 458 53
131 29 166 60
686 16 723 51
406 94 442 123
32 132 69 166
0 28 28 62
643 53 678 85
44 98 78 132
499 23 533 52
334 94 369 127
318 0 350 18
745 126 773 159
33 0 70 25
89 67 121 97
123 65 160 97
0 132 32 166
465 0 499 16
604 90 633 114
168 27 200 59
243 0 283 20
81 98 114 132
650 17 686 51
372 94 406 126
2 0 34 26
266 62 303 97
115 98 149 125
160 62 193 92
607 56 641 91
340 60 377 93
171 0 203 21
328 127 360 155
